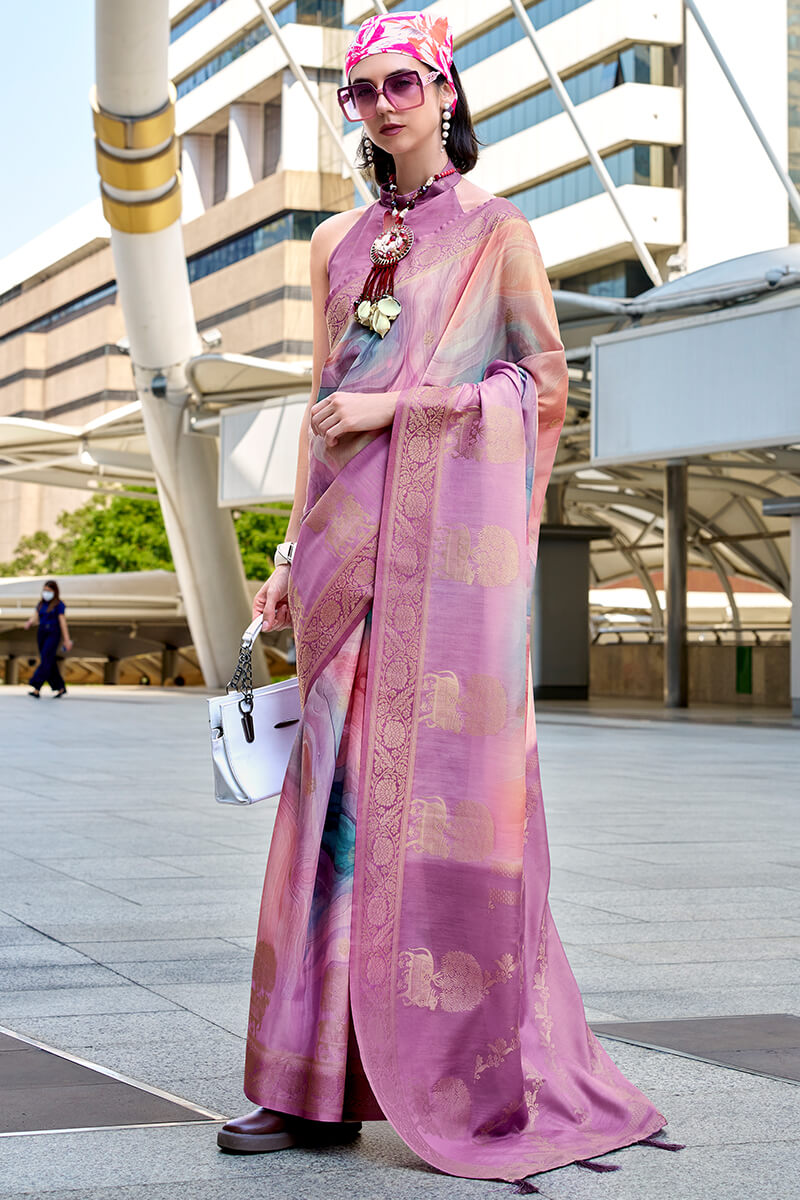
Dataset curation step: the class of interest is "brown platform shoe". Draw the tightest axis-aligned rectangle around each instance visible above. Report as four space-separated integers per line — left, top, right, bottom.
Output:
216 1105 362 1153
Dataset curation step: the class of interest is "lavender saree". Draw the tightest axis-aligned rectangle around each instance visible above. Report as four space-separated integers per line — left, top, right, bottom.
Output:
243 165 669 1181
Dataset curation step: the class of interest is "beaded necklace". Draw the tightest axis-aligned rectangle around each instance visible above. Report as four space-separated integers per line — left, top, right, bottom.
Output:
354 166 459 337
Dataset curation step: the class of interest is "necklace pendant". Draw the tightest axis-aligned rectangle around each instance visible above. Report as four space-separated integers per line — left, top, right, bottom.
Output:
370 222 413 267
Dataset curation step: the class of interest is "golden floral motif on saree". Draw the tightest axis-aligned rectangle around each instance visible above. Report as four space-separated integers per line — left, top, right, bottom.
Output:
474 1028 521 1082
314 962 349 1064
418 671 507 736
305 490 376 559
488 887 519 910
426 1076 472 1139
532 911 553 1049
407 795 494 863
445 403 526 465
433 522 520 587
248 941 276 1039
397 947 518 1013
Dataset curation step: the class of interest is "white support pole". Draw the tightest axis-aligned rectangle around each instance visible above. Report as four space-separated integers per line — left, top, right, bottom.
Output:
252 0 374 205
685 0 800 226
508 0 663 287
94 0 268 689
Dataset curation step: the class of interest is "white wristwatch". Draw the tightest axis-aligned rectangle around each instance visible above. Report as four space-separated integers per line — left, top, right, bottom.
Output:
274 541 296 567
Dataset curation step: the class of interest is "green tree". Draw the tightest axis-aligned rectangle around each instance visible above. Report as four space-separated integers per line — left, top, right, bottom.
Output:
0 492 291 580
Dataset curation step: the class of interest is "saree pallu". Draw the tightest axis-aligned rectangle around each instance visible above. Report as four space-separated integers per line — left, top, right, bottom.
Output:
244 181 668 1181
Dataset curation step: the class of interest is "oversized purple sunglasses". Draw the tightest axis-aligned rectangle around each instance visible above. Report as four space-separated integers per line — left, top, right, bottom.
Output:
337 67 440 122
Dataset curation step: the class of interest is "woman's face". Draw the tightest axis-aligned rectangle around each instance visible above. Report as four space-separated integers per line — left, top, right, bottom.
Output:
348 50 454 159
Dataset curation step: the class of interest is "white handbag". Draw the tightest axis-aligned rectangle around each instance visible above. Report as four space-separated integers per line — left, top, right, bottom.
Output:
208 615 301 805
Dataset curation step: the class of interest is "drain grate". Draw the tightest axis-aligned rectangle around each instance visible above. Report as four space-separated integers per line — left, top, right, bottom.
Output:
590 1013 800 1083
0 1026 226 1136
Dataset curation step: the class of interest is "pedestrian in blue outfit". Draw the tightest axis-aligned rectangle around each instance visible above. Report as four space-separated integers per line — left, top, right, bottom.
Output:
24 580 73 698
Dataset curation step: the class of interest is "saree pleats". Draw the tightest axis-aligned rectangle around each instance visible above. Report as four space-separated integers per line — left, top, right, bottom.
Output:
244 173 668 1179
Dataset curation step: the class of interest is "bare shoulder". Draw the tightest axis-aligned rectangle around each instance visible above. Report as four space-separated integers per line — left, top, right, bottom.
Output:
311 207 372 273
454 176 497 212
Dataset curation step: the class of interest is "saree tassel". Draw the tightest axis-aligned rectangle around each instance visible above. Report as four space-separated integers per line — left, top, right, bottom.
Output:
575 1158 622 1172
354 261 403 337
637 1134 686 1151
510 1179 540 1194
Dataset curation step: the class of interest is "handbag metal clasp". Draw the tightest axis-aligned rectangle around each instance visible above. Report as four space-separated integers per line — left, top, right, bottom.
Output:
238 695 255 743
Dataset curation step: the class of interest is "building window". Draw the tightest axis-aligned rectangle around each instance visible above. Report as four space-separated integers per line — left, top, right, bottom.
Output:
0 211 336 345
175 3 344 99
213 129 229 204
456 0 594 73
186 210 337 282
506 145 675 222
0 284 23 309
170 0 229 44
0 282 118 346
561 261 652 298
474 45 672 147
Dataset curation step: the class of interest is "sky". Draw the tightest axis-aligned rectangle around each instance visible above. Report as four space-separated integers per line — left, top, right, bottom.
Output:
0 1 97 261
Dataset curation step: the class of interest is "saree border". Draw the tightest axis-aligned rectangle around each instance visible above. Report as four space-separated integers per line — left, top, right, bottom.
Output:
351 383 454 1162
289 531 378 707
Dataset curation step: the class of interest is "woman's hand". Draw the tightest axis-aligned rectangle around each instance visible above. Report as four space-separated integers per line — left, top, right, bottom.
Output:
63 638 73 653
253 564 292 632
310 390 397 447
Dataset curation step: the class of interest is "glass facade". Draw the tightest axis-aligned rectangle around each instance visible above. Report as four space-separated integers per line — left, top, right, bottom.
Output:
0 282 118 346
175 2 344 98
790 0 800 242
456 0 594 72
187 210 336 282
474 45 670 147
170 0 228 44
560 260 651 299
506 145 674 222
1 213 335 345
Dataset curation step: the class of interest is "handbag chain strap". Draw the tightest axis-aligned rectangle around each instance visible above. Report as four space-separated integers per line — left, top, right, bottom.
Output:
227 638 255 720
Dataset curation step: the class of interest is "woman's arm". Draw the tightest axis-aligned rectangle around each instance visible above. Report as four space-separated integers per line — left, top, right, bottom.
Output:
58 612 73 652
254 212 347 629
24 607 38 630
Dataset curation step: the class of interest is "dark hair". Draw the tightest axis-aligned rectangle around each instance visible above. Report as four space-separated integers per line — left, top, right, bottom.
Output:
40 579 60 613
354 61 480 186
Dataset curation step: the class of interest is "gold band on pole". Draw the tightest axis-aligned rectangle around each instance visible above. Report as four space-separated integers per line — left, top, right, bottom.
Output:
101 175 183 234
90 83 177 151
95 137 180 191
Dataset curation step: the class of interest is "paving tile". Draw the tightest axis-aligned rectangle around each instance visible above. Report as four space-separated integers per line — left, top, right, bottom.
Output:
70 938 252 963
0 691 798 1198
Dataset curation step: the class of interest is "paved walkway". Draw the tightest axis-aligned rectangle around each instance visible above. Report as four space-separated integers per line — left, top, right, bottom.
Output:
0 685 797 1199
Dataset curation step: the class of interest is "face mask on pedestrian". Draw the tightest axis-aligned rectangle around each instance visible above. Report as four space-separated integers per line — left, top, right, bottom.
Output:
42 589 54 602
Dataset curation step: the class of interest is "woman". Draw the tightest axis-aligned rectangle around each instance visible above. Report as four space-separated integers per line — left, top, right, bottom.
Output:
218 10 682 1186
24 579 72 698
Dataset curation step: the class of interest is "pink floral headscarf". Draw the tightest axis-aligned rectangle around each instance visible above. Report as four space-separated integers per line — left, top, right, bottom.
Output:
344 11 457 113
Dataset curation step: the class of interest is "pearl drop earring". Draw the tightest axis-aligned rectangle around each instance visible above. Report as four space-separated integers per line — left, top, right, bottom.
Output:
441 106 452 148
363 135 374 165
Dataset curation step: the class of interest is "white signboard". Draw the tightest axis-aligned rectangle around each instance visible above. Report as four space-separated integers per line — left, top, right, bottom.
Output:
218 397 305 507
591 291 800 465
